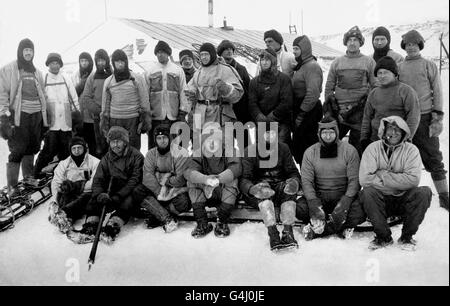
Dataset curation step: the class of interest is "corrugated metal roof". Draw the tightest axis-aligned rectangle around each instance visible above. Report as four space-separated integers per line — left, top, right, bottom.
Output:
119 18 343 60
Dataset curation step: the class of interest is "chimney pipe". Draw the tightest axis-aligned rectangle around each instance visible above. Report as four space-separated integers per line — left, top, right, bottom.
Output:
223 16 227 28
208 0 213 27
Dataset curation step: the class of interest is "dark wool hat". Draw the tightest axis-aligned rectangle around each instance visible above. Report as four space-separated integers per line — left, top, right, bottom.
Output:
264 29 284 45
374 56 398 77
401 30 425 50
154 124 171 139
107 126 129 144
343 26 365 46
45 52 63 67
199 43 217 66
111 49 128 64
217 40 235 56
69 136 87 150
199 42 217 57
372 26 391 44
259 48 277 64
79 52 92 61
154 40 172 56
179 49 194 63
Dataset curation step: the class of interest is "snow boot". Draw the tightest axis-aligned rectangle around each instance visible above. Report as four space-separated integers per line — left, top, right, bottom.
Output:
268 225 283 251
191 222 213 238
101 216 124 244
48 201 73 234
280 225 298 249
433 179 449 211
145 214 164 229
214 220 230 238
339 228 354 239
398 236 417 251
163 217 178 233
368 236 394 250
6 162 20 194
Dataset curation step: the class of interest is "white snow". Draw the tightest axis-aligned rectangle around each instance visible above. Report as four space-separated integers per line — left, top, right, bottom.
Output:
0 72 448 286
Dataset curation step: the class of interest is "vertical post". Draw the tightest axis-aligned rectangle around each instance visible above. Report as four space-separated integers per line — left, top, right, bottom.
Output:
301 9 304 35
208 0 213 28
439 33 443 75
104 0 108 22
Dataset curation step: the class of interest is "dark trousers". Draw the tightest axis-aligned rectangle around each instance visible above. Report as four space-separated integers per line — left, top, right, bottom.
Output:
132 184 191 222
296 193 366 235
339 123 362 157
413 113 447 181
361 186 432 240
93 119 108 158
292 102 323 165
61 192 92 221
7 112 43 163
189 183 239 224
34 130 72 176
86 195 135 224
80 122 97 158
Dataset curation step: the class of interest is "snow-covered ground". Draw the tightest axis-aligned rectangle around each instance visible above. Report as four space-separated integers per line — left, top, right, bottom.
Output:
0 72 448 286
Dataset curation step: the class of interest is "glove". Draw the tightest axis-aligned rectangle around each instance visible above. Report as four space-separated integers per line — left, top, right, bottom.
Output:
0 114 14 140
332 195 353 218
86 101 101 116
360 138 372 153
97 193 111 205
256 113 268 123
323 95 339 120
249 182 275 200
205 176 220 188
310 218 325 234
307 198 325 221
295 112 305 129
216 79 232 97
284 178 299 195
429 111 444 138
137 112 152 134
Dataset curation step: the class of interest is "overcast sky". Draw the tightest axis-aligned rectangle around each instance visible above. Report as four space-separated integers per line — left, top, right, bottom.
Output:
0 0 448 65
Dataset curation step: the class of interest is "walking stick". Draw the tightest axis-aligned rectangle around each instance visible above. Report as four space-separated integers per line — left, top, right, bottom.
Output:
88 177 114 271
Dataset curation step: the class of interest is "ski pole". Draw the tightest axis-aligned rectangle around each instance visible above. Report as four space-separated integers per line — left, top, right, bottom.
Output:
88 177 114 271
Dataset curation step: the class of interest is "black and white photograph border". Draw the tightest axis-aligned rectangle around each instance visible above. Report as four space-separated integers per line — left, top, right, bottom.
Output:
0 0 448 287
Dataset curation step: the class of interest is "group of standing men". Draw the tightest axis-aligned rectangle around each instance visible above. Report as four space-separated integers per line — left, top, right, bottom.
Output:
0 24 447 251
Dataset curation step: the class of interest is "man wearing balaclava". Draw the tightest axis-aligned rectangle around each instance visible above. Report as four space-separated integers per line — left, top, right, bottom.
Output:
72 52 94 151
82 49 112 157
49 136 100 235
183 42 243 131
100 49 150 150
0 38 48 195
371 26 404 64
298 116 365 241
132 124 191 232
248 48 293 145
324 26 377 156
291 35 324 165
